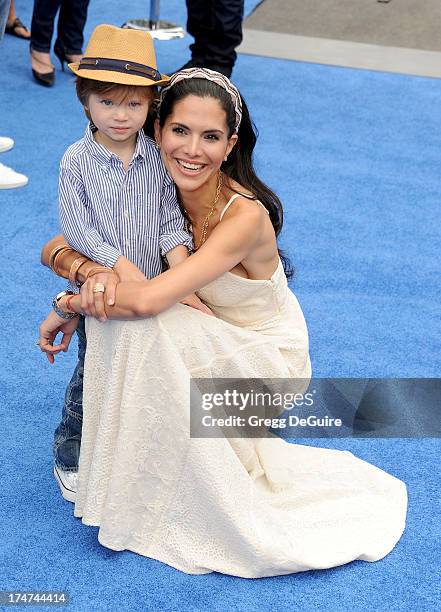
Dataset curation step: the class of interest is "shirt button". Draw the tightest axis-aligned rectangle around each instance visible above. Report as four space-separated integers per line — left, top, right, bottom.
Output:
124 211 129 219
125 240 130 247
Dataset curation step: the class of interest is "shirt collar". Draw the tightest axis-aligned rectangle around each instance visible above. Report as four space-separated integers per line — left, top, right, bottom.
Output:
133 129 148 162
84 123 112 167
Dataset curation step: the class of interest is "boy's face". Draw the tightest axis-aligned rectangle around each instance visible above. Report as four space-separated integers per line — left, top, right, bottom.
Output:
85 88 153 149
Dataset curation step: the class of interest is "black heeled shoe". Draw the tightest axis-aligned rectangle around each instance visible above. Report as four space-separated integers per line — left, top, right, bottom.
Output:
54 42 67 72
54 43 82 72
30 50 55 87
32 67 55 86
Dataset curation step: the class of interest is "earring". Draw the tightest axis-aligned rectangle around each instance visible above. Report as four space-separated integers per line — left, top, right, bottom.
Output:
224 155 228 161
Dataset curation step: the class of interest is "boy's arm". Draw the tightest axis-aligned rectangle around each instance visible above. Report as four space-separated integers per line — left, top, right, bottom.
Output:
164 244 189 268
59 165 122 269
59 162 146 319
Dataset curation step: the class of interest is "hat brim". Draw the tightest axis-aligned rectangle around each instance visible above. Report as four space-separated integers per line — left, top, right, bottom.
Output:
68 63 170 87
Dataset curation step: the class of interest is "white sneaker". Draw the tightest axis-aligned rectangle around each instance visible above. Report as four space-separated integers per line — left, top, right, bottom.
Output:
0 136 14 153
54 466 78 503
0 161 28 189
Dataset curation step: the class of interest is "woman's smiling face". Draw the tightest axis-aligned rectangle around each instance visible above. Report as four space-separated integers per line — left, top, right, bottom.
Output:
156 94 237 193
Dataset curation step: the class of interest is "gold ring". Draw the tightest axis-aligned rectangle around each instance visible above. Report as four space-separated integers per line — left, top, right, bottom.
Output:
93 283 105 294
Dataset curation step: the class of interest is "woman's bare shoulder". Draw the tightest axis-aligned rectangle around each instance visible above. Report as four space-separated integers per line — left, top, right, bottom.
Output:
222 187 268 223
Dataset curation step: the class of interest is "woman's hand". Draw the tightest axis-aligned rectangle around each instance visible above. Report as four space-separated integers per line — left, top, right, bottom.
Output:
81 258 148 321
180 293 215 316
38 310 79 364
80 271 119 322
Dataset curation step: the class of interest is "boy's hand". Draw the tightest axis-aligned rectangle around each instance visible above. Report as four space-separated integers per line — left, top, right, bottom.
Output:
165 244 189 268
38 311 79 364
81 271 119 321
113 256 147 282
180 293 215 316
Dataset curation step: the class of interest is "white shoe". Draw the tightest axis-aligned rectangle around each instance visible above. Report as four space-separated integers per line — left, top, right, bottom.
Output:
54 466 78 503
0 136 14 153
0 161 28 189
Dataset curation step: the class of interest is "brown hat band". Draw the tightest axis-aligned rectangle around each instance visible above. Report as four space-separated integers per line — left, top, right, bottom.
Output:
78 57 162 82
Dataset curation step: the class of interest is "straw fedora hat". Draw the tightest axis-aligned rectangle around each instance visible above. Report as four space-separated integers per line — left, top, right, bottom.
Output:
69 24 170 87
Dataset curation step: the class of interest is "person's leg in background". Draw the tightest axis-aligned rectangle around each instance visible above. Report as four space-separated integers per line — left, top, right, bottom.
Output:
185 0 244 77
184 0 212 68
0 0 29 188
30 0 60 53
53 315 86 502
29 0 59 85
0 0 10 36
5 0 30 39
54 0 89 68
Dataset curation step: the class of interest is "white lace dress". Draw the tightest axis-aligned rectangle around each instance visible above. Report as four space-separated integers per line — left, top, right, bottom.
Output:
74 249 407 578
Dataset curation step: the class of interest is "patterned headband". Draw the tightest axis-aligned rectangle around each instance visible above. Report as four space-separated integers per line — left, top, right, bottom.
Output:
158 68 243 132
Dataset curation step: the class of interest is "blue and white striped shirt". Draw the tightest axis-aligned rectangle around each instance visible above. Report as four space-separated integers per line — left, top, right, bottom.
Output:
59 124 192 279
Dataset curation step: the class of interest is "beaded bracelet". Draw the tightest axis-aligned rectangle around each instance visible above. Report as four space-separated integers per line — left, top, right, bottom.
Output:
52 291 79 320
65 294 77 314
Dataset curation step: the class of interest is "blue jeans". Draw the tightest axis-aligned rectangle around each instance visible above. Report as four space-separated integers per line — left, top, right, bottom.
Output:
53 315 86 471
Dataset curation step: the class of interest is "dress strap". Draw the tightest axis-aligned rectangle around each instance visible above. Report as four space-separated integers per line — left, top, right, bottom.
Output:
219 193 269 221
219 194 241 221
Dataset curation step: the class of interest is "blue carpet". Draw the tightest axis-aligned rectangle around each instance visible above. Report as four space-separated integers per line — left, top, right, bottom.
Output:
1 1 440 610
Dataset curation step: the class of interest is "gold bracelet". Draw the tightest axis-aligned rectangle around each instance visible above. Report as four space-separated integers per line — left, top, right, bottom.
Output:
52 247 72 276
85 266 114 278
48 244 68 269
68 256 88 286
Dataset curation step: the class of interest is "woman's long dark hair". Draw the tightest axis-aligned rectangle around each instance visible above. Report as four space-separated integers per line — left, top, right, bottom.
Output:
158 78 293 278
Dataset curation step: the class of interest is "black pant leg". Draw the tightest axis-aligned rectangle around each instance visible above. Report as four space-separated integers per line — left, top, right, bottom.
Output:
56 0 89 54
212 0 244 70
186 0 244 73
186 0 214 63
30 0 61 53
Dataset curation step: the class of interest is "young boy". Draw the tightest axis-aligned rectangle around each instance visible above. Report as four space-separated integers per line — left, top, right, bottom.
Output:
52 24 205 502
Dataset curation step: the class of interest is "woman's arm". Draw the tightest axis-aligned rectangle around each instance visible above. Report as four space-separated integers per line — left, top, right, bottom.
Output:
38 204 267 357
61 204 267 319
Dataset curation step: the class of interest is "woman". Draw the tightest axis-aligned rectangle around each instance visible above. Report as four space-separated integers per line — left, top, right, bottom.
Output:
30 0 89 86
39 69 407 577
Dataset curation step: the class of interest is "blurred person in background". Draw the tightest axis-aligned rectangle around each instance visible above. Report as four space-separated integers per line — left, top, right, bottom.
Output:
181 0 244 77
29 0 90 87
5 0 30 39
0 0 28 188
